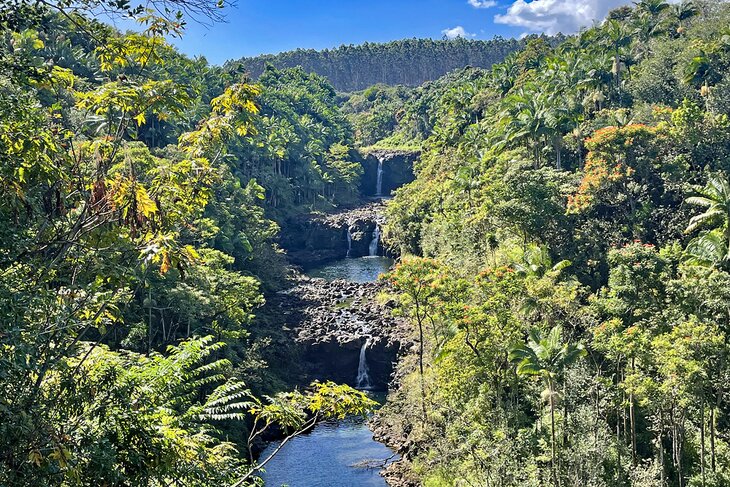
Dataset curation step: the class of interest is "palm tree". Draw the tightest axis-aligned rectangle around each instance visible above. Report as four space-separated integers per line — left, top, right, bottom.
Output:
514 245 571 279
501 85 549 167
601 20 634 90
510 326 586 487
672 1 699 36
684 49 718 100
685 174 730 267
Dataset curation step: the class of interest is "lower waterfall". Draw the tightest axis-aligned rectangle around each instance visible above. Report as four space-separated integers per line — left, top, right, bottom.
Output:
369 226 380 257
356 338 371 390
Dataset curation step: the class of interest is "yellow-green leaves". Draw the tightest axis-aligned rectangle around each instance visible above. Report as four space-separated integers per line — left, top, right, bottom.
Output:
96 31 170 73
179 83 261 160
75 79 192 129
306 381 378 419
109 175 157 220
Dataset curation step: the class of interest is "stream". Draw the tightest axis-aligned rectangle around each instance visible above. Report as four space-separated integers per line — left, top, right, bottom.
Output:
260 256 397 486
259 406 394 487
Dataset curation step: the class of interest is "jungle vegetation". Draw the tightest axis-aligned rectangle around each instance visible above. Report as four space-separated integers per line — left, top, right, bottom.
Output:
374 1 730 486
0 1 374 485
4 0 730 486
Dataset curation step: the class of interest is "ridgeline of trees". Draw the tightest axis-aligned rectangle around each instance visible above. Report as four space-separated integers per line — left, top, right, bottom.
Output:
228 37 555 92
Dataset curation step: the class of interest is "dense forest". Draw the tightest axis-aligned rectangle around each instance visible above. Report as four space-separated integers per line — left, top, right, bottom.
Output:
4 0 730 486
0 2 374 485
228 37 548 92
370 1 730 486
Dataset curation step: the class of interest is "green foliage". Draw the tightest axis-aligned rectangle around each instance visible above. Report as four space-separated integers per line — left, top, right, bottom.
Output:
0 5 371 487
378 2 730 486
227 66 362 214
2 336 248 485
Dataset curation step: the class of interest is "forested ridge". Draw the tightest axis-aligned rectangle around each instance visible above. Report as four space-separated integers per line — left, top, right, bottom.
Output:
4 0 730 486
228 37 554 92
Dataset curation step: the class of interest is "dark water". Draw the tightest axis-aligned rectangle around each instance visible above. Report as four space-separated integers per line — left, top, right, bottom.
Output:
259 416 395 487
307 256 394 283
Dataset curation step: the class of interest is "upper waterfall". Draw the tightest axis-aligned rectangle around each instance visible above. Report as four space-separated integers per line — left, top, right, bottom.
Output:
375 158 384 196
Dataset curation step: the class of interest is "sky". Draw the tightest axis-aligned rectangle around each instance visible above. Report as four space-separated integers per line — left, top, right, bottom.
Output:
106 0 643 65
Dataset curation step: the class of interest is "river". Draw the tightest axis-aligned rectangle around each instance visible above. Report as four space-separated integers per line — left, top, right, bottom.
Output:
260 256 397 486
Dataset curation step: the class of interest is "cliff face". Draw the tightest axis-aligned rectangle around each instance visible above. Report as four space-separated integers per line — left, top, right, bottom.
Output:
269 276 410 391
361 150 418 198
279 202 388 267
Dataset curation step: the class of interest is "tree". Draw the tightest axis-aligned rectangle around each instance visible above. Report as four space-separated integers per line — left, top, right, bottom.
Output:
685 173 730 268
232 381 377 486
600 20 634 92
672 1 699 36
510 326 586 486
386 257 444 416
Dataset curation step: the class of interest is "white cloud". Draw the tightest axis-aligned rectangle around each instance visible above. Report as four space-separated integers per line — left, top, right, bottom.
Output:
494 0 631 35
468 0 498 8
442 26 477 39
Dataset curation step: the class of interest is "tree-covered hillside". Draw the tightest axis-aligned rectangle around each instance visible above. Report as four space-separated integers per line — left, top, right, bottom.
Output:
7 0 730 486
373 0 730 485
0 3 373 486
228 37 556 92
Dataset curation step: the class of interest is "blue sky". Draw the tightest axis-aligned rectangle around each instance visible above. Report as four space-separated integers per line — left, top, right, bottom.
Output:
107 0 636 65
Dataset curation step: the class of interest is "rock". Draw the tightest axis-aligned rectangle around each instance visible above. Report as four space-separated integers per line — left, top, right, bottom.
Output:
264 273 411 391
360 149 418 198
279 201 393 267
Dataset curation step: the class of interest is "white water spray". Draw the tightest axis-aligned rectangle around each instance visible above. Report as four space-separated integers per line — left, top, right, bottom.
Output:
375 158 384 196
346 226 353 258
369 225 380 257
356 338 371 389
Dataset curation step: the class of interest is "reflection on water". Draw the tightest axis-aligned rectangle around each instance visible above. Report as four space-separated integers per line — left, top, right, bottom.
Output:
259 416 395 487
307 256 394 283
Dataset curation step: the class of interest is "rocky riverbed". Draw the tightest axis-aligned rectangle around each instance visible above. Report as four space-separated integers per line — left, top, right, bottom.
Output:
269 273 410 390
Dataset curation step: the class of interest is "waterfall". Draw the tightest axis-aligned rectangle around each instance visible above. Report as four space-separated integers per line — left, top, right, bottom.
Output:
356 338 371 389
346 226 353 258
369 225 380 257
375 158 384 196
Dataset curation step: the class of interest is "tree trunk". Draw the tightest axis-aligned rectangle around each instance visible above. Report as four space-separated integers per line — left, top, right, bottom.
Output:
415 300 426 418
630 357 637 466
616 417 622 484
554 138 562 170
550 383 558 487
563 379 568 450
147 287 152 355
660 410 665 485
701 396 706 487
710 406 716 473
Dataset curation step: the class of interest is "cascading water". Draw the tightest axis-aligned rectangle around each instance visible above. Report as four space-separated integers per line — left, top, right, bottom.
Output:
346 226 353 258
368 225 380 257
356 338 371 389
375 158 384 196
